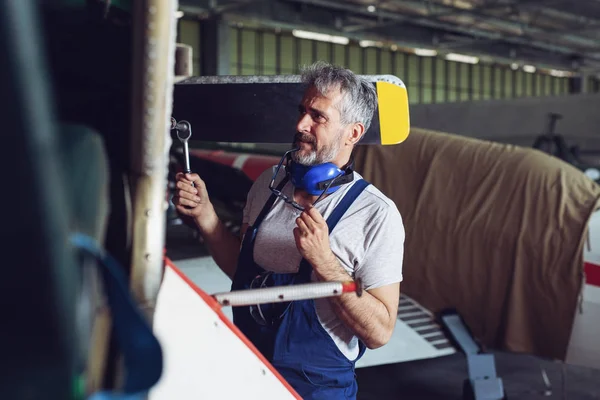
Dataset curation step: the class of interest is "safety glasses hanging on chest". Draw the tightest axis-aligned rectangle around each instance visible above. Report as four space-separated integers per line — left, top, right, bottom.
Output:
249 271 296 326
268 147 354 211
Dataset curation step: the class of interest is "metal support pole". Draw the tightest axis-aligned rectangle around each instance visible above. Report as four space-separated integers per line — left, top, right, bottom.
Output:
129 0 178 321
213 279 363 307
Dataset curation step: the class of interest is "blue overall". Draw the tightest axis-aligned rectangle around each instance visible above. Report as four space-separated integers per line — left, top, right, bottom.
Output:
231 177 370 399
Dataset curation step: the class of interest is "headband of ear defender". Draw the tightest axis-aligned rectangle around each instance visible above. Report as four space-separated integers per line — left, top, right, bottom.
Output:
288 158 354 196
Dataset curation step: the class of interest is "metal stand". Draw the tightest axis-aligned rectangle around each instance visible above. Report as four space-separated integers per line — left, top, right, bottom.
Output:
438 309 507 400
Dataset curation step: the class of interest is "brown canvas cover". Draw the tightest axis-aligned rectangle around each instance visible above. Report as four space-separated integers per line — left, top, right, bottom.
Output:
353 128 600 361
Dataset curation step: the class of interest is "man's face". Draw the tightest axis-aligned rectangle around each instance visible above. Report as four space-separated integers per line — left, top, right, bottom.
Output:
292 85 349 166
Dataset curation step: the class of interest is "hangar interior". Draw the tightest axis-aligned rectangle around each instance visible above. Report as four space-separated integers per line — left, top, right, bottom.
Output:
174 0 600 164
163 1 600 399
3 1 600 400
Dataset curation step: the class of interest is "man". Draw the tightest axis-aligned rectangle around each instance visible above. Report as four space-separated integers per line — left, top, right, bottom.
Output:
173 61 405 399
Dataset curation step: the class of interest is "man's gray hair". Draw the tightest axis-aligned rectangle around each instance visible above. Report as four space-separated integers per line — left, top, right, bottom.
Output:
300 61 378 133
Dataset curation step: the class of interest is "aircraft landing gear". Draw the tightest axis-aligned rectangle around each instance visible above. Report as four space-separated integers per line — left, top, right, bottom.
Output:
438 309 508 400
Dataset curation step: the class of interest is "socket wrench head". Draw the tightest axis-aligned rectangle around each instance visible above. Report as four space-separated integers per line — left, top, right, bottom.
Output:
173 120 192 174
175 120 192 142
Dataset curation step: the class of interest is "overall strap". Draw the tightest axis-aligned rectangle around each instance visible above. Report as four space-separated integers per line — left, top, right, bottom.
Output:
298 179 370 278
326 179 370 234
252 175 289 230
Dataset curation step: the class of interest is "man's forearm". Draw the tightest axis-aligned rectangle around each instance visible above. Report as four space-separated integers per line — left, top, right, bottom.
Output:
314 260 394 349
196 214 241 281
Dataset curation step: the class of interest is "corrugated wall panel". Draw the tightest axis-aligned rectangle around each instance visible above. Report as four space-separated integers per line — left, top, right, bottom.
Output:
179 23 580 103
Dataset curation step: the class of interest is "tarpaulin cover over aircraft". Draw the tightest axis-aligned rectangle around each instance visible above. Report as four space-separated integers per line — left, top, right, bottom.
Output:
353 127 600 361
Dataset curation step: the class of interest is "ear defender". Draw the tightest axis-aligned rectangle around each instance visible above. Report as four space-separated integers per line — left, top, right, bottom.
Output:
289 161 354 196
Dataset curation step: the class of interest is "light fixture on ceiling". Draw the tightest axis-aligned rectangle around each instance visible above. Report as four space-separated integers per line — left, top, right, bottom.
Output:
292 29 349 45
549 69 572 78
359 40 383 48
414 48 438 57
175 10 184 19
445 53 479 64
367 5 376 12
510 63 519 70
523 65 536 73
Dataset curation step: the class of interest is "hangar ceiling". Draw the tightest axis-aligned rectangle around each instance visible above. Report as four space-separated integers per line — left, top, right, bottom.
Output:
179 0 600 75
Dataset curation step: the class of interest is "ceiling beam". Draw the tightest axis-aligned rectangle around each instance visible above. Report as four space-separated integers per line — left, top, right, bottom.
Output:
383 0 600 50
179 0 600 70
340 17 399 33
280 0 579 54
226 7 580 70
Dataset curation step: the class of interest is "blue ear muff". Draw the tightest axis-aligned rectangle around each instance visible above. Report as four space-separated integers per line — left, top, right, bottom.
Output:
290 161 348 196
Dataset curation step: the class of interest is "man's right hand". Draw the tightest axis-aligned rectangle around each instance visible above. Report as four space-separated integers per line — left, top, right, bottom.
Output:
173 172 219 235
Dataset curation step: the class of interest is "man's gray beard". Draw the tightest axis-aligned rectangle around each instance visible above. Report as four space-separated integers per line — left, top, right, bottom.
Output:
292 132 343 166
291 143 340 165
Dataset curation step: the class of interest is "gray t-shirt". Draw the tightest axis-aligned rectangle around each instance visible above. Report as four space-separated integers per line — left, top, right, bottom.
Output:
242 166 405 360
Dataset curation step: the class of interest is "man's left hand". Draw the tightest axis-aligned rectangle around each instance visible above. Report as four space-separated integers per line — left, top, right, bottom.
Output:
293 206 338 273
